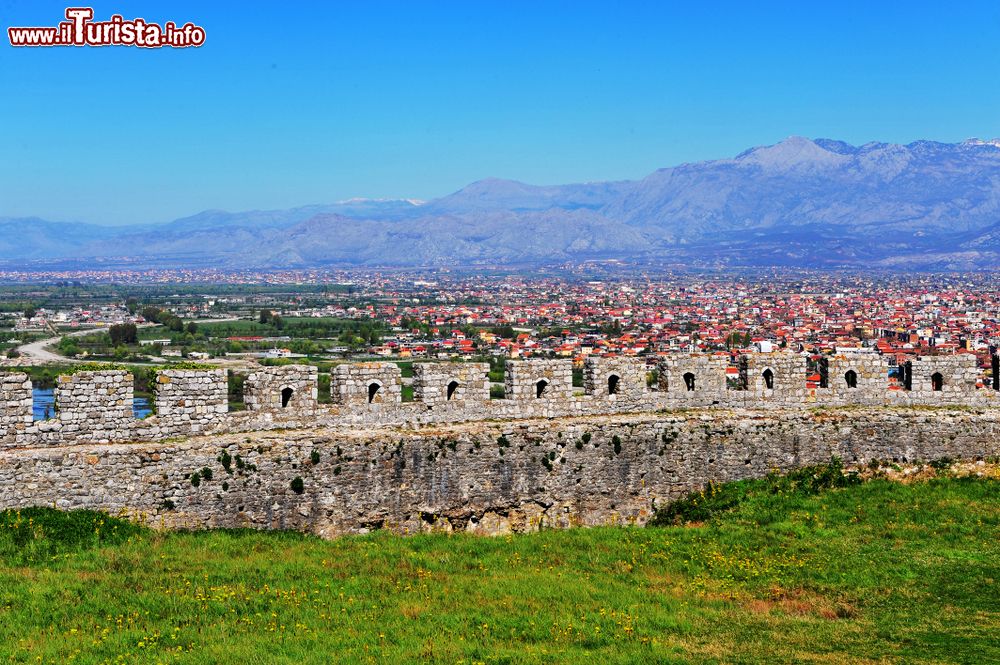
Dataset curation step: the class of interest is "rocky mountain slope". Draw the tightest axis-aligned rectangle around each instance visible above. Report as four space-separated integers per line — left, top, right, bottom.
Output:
7 137 1000 270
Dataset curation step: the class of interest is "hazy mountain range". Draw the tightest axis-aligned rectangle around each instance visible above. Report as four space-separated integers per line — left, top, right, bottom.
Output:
7 136 1000 271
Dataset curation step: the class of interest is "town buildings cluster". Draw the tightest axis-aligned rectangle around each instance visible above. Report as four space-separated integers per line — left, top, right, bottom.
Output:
3 270 999 385
272 271 1000 386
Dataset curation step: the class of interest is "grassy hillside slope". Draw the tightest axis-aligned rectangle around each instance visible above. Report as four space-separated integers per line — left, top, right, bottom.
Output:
1 463 997 664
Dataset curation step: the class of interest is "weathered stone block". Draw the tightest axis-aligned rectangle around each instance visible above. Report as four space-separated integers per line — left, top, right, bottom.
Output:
504 359 573 401
244 365 318 412
412 362 489 406
584 356 648 403
331 362 402 405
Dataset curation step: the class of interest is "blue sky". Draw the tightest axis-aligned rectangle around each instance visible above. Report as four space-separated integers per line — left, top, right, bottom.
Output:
2 1 1000 225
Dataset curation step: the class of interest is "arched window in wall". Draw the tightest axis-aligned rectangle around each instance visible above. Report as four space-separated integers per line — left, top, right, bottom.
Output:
844 370 858 389
762 368 774 390
931 372 944 392
682 372 696 391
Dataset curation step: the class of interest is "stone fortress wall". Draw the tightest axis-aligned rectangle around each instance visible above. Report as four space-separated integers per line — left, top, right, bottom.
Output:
0 350 995 449
1 350 999 537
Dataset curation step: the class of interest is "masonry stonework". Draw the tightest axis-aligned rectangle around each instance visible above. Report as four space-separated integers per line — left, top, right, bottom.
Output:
815 354 889 404
1 352 996 450
153 369 229 434
900 354 978 404
1 352 998 536
0 372 32 438
1 408 997 537
658 354 729 407
245 365 319 412
412 362 489 406
504 359 574 401
584 356 648 404
54 370 134 442
331 362 402 405
739 351 807 407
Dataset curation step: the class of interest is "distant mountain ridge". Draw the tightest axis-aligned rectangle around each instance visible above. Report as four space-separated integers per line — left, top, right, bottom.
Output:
7 136 1000 270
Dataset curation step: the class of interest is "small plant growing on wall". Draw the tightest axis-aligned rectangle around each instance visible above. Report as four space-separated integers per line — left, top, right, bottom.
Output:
290 477 305 494
310 450 321 465
612 435 622 455
218 451 232 473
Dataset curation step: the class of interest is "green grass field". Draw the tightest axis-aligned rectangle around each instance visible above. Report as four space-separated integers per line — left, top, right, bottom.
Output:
1 470 998 664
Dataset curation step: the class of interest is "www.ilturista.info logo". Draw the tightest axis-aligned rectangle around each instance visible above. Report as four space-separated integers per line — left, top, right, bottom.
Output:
7 7 205 48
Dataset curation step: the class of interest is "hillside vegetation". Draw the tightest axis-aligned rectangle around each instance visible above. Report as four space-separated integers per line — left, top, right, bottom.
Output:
1 463 998 664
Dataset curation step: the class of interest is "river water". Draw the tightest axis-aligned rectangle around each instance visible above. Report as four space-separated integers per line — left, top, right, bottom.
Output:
32 388 152 421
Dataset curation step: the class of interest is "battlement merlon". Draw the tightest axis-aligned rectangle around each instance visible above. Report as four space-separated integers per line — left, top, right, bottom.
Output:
504 359 574 400
154 368 228 433
55 370 133 441
0 372 32 437
412 362 489 406
331 362 402 405
583 356 648 402
657 354 729 407
245 365 319 412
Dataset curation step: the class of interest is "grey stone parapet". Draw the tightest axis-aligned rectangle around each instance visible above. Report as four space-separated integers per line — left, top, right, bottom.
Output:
0 351 995 449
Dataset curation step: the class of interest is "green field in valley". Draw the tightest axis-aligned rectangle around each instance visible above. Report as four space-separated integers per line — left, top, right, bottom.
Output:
1 465 998 664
